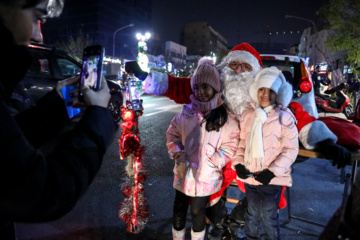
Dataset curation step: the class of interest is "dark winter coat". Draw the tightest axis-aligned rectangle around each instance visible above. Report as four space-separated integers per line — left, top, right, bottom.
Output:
312 71 320 89
0 24 115 223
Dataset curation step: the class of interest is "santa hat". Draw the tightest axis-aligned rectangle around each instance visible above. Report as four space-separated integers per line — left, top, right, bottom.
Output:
191 57 221 92
219 43 263 72
249 67 293 108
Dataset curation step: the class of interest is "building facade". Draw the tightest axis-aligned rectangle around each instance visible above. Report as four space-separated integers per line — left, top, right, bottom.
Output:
180 22 228 59
42 0 152 60
165 41 187 67
298 27 345 72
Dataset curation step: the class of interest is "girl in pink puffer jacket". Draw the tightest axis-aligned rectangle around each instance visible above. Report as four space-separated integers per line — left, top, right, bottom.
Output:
166 57 239 240
232 67 299 240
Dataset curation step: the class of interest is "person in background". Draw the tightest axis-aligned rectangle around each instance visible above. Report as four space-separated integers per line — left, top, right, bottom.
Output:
0 0 116 239
166 57 239 240
232 67 298 240
312 65 321 94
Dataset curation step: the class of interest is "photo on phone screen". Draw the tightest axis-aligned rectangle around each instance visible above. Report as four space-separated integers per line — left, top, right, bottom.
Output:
80 45 104 97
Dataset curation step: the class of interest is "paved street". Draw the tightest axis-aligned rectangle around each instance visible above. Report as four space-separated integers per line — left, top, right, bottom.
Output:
15 95 354 240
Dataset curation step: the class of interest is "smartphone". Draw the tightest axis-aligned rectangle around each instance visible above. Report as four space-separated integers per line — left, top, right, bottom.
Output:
79 45 105 99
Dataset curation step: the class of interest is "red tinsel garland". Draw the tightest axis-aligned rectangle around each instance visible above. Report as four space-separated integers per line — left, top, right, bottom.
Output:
118 106 149 233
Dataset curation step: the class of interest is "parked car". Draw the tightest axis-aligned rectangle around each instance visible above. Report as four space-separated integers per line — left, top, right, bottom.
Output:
10 43 124 123
260 54 318 118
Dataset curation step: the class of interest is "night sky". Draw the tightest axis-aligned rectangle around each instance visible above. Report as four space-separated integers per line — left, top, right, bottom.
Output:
152 0 329 48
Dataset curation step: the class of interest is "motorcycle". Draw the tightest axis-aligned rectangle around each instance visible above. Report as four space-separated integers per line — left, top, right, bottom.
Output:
315 82 353 117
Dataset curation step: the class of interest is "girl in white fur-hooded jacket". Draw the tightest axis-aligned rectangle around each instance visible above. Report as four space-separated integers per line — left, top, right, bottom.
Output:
232 67 299 240
166 57 239 240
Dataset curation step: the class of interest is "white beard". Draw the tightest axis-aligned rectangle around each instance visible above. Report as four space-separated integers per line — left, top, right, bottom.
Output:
221 67 256 117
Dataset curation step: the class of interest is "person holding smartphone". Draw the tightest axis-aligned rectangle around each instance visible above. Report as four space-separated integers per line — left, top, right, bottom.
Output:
0 0 116 239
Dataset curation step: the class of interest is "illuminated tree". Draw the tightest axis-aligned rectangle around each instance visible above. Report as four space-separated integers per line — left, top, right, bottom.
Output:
319 0 360 74
55 30 93 62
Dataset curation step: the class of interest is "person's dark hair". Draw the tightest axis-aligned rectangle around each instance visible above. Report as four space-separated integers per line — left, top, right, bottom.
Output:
201 104 228 132
0 0 64 17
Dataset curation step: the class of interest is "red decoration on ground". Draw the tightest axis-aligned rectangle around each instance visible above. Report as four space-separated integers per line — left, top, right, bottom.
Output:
118 105 149 233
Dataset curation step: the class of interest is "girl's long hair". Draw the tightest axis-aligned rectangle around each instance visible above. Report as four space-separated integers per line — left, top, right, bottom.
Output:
201 104 228 132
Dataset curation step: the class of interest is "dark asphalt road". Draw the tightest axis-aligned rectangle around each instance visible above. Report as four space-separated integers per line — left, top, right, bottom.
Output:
15 95 353 240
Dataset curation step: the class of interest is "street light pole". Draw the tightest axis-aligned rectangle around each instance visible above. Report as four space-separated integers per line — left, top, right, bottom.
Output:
285 15 317 33
285 15 318 67
112 23 134 57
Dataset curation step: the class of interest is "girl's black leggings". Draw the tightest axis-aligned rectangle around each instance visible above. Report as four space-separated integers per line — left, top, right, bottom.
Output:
173 190 209 232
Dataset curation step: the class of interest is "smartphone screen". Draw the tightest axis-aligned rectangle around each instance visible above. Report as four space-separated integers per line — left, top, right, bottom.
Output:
80 46 104 98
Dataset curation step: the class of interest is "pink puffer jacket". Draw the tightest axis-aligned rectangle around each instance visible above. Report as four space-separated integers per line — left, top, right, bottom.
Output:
166 103 240 197
232 106 299 187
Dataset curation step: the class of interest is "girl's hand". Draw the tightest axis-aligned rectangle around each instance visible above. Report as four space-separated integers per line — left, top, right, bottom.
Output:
173 151 186 162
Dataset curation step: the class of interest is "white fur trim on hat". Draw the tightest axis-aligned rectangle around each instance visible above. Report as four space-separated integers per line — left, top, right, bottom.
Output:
249 67 293 108
219 51 262 73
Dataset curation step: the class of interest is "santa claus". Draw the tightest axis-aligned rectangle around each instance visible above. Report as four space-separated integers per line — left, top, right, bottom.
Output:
125 43 351 240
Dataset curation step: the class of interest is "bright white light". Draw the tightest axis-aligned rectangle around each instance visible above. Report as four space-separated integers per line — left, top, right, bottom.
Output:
167 62 173 72
136 32 151 41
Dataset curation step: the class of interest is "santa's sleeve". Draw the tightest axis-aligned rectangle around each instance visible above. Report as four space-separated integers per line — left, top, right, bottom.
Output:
289 102 337 149
144 71 192 104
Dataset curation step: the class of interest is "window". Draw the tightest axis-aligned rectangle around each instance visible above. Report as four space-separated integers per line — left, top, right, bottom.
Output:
28 52 50 75
56 58 81 78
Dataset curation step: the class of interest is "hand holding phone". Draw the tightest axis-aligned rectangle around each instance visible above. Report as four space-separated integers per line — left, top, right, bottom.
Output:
80 77 110 108
56 75 80 97
79 45 105 100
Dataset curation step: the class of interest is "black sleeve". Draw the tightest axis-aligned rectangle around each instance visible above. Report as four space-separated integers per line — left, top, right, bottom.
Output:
0 100 115 222
15 90 70 148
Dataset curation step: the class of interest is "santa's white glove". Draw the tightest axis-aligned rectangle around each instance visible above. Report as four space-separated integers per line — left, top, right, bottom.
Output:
144 71 169 95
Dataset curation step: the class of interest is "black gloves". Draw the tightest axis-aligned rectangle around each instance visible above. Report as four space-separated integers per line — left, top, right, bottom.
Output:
236 164 275 185
235 164 250 179
254 169 275 185
316 139 351 169
125 61 148 81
